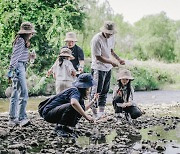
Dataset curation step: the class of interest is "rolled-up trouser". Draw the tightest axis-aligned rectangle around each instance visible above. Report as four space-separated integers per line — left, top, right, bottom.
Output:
112 97 142 119
90 69 111 107
44 103 82 127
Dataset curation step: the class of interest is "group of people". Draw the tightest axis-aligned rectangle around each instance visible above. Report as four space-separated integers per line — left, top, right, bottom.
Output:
7 21 143 137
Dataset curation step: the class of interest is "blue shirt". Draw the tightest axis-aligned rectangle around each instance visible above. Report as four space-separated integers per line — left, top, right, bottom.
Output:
42 87 85 115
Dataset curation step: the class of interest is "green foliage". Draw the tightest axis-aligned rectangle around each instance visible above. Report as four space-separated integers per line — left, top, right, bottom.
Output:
133 12 177 62
0 0 85 72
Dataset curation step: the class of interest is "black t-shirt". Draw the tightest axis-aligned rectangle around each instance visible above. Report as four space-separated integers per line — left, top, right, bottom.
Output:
63 45 84 71
42 87 85 115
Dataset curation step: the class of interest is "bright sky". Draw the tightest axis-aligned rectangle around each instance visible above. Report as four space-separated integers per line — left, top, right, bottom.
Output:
102 0 180 24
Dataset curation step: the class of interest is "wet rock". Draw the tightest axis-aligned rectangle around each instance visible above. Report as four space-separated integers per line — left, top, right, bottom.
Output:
155 145 166 151
8 143 26 150
0 129 8 139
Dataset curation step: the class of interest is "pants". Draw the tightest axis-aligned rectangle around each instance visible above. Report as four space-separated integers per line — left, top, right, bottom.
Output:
44 103 83 127
9 62 28 121
112 96 142 119
90 69 111 107
55 80 73 94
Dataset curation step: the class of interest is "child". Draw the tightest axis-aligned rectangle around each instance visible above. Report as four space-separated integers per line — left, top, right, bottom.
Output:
7 22 36 127
112 69 142 119
47 48 76 94
41 73 99 137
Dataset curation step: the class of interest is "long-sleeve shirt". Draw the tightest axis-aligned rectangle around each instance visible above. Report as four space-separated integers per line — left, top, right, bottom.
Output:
9 37 29 70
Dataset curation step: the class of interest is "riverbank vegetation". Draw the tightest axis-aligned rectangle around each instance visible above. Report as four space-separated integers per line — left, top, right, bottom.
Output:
0 0 180 97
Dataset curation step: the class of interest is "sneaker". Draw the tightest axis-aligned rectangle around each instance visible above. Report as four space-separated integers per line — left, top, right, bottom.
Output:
55 126 69 138
95 112 106 120
19 119 31 127
8 119 19 127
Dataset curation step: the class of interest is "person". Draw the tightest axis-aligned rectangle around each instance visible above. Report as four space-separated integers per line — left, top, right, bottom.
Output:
63 32 85 74
112 69 142 119
7 21 36 127
47 48 76 94
90 21 125 120
41 73 98 137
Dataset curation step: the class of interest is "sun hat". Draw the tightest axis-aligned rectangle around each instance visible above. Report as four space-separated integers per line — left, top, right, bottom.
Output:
100 21 117 35
118 69 134 80
59 48 75 60
72 73 97 88
18 22 36 34
64 32 78 42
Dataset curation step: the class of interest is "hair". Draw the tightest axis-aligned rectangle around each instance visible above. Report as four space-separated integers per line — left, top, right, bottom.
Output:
58 56 69 67
78 88 88 100
118 80 132 102
13 34 31 48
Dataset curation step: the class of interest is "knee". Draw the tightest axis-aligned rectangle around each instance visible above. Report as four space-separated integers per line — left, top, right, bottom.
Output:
131 110 142 119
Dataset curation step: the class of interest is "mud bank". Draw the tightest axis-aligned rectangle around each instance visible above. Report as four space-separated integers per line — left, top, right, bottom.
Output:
0 103 180 154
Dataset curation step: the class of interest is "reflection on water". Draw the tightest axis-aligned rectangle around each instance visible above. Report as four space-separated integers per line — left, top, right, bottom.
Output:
77 124 180 153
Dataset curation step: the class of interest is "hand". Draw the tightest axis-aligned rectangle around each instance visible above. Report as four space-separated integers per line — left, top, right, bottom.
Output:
126 102 132 107
93 93 99 102
111 61 118 67
78 66 84 73
118 59 125 65
46 69 52 77
71 71 76 77
8 77 12 84
117 90 122 96
85 115 94 123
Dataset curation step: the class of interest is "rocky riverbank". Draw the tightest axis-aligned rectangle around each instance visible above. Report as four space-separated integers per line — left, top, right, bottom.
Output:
0 103 180 154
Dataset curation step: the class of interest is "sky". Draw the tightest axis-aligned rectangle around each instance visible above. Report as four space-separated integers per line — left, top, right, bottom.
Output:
101 0 180 24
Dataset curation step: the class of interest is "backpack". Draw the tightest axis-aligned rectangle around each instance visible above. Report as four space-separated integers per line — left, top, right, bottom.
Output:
38 97 52 117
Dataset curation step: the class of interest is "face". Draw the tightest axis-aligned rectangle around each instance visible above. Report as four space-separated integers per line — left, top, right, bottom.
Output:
86 88 90 95
66 41 76 48
29 33 35 39
120 79 129 86
103 32 113 39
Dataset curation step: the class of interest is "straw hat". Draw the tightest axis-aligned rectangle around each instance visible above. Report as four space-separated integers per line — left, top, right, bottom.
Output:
72 73 97 88
59 48 74 60
18 22 36 34
64 32 77 42
118 69 134 80
100 21 117 35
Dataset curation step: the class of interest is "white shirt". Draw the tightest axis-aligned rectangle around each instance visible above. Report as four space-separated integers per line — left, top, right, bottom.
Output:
90 32 115 71
52 59 76 81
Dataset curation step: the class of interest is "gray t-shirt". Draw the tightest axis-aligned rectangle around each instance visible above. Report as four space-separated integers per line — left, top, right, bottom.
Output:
90 32 115 71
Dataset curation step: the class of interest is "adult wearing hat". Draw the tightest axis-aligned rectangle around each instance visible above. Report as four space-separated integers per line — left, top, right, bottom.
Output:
63 32 85 73
90 21 125 119
7 21 36 127
112 69 142 119
41 73 98 137
48 48 77 94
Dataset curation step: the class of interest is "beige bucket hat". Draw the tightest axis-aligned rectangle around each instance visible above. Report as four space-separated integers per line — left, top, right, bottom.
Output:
18 22 36 34
100 21 117 35
64 32 78 42
118 69 134 80
59 48 75 60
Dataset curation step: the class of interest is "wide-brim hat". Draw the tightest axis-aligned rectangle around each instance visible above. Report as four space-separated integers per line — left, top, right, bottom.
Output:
100 21 117 35
118 69 134 80
72 73 97 88
64 32 78 42
18 22 36 34
59 48 75 60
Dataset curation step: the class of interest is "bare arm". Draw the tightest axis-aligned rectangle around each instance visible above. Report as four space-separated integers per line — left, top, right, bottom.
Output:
78 60 85 73
111 49 125 65
96 55 118 67
71 98 94 122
